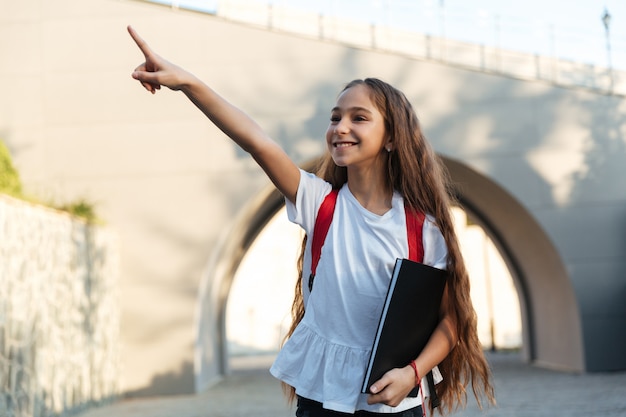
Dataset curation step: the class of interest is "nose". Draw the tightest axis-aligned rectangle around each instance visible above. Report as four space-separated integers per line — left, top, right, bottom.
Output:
334 118 349 135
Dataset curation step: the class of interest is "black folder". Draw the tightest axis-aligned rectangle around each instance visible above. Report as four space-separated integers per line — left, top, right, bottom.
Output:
361 258 447 396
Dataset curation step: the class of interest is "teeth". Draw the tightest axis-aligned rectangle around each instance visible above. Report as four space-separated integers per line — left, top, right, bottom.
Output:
335 143 354 148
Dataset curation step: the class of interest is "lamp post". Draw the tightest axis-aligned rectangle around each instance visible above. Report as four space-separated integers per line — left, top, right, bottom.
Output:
602 8 613 92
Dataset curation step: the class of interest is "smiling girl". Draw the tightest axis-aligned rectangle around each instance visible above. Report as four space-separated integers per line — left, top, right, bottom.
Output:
128 26 494 417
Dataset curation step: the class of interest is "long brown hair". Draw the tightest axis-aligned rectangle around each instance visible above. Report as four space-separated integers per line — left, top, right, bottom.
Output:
283 78 495 414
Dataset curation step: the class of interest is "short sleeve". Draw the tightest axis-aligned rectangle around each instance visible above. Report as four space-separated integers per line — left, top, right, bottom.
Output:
284 169 333 235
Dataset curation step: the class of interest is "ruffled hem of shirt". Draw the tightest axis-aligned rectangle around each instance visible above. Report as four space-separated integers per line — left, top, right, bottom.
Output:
270 322 371 413
270 323 444 414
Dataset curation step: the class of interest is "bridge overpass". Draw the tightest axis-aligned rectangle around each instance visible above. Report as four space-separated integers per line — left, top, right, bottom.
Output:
2 0 625 396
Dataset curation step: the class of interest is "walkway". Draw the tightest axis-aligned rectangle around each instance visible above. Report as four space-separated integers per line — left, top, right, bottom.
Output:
76 352 626 417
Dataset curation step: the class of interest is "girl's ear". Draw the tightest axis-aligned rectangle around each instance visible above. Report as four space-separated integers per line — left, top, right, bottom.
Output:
384 137 393 153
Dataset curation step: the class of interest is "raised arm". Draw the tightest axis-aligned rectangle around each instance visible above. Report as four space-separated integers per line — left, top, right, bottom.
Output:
127 26 300 203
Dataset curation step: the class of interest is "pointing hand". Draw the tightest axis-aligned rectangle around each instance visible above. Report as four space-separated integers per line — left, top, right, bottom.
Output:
128 25 191 94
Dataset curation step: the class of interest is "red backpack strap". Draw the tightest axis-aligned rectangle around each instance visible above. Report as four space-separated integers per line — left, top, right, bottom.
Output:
309 188 339 291
405 205 425 263
309 192 424 291
406 204 441 411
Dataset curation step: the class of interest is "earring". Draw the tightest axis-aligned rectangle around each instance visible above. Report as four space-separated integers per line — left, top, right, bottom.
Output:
386 146 391 153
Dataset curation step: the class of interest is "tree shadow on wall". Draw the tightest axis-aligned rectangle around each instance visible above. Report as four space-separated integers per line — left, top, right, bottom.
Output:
569 91 626 371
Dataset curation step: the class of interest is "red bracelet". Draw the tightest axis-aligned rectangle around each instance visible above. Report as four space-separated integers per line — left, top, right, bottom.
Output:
410 360 427 417
409 360 420 386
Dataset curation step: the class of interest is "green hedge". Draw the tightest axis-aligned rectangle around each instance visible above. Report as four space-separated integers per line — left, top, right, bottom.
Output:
0 139 23 197
0 139 99 223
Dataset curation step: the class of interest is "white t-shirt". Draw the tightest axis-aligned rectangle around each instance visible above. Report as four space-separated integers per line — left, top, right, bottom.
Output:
270 170 447 414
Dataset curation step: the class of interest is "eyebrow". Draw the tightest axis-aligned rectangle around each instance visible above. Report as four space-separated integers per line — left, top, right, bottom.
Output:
331 106 374 114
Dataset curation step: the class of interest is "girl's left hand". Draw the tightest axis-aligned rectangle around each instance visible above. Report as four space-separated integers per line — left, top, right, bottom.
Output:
366 365 416 407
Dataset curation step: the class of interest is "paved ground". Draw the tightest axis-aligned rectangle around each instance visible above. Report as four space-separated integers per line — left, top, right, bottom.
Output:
77 352 626 417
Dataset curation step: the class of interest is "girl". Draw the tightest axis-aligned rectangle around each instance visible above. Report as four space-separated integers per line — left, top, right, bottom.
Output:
128 26 494 416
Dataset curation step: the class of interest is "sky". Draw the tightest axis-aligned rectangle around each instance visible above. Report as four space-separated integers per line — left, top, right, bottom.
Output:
156 0 626 70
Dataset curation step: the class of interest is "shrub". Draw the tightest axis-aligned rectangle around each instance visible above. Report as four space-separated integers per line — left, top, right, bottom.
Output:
57 198 99 224
0 139 23 197
0 139 99 223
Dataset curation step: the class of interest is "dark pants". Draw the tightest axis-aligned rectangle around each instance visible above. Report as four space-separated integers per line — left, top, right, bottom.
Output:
296 396 423 417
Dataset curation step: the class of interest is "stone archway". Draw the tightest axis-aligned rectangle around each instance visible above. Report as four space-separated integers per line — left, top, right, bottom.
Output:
194 157 584 392
444 157 584 371
193 183 285 392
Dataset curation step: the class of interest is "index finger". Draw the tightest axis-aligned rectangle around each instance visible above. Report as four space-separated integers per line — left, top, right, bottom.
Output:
127 25 154 59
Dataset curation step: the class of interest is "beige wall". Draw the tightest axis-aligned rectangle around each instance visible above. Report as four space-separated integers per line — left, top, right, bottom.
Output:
2 0 625 396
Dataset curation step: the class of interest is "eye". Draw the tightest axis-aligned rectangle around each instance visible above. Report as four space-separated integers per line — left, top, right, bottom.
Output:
330 114 341 123
353 115 367 122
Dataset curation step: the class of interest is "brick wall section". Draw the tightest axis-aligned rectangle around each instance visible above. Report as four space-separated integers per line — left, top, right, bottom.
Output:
0 195 120 417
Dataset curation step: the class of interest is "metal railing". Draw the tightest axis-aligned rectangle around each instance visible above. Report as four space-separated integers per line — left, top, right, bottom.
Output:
145 0 626 95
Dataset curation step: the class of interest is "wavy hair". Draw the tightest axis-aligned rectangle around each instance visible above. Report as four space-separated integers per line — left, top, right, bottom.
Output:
282 78 495 414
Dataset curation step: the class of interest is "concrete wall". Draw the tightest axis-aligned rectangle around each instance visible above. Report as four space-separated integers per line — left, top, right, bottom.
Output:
2 0 625 396
0 196 119 416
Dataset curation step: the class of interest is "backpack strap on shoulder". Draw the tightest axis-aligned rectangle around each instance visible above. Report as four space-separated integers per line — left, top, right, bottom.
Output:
405 205 441 410
309 188 339 292
309 193 426 291
405 205 425 263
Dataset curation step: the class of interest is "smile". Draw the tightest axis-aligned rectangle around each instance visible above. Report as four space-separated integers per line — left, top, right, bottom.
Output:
334 142 356 148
